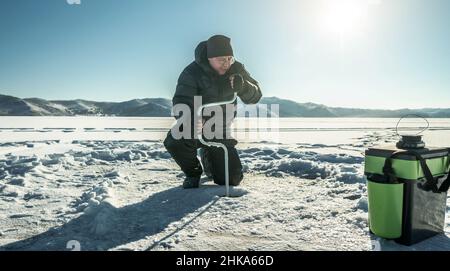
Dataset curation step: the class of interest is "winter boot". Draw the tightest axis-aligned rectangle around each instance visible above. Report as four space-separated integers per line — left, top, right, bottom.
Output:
183 176 200 189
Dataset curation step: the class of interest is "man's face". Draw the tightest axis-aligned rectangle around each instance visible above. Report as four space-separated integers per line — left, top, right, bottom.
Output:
208 56 235 75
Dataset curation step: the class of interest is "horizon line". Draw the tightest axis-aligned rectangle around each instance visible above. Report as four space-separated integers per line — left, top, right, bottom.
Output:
0 92 448 111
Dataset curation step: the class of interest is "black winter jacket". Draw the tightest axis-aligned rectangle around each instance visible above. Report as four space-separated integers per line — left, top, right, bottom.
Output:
172 40 263 139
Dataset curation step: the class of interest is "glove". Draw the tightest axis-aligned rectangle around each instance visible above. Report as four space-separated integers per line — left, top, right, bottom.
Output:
229 74 245 94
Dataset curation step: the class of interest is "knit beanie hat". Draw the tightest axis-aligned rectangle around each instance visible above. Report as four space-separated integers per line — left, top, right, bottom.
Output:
206 35 234 58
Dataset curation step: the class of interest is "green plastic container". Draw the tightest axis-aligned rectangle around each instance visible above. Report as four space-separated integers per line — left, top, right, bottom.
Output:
364 145 450 245
367 181 404 239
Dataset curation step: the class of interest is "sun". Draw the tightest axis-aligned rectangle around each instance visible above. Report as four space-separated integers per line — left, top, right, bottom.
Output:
318 0 369 43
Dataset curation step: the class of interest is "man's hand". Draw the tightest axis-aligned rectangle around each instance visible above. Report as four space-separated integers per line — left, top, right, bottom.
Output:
229 74 245 94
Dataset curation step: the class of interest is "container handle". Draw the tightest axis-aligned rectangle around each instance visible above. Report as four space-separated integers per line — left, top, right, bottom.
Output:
395 114 429 136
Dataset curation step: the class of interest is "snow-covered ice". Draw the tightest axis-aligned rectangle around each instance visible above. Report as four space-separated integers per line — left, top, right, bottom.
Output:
0 117 449 251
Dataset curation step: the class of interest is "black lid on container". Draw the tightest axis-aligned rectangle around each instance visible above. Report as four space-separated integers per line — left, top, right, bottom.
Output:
366 145 449 160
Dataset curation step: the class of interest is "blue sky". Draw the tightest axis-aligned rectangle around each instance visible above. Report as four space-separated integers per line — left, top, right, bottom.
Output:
0 0 449 109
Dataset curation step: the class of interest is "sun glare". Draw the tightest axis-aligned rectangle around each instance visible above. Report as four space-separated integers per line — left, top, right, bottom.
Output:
318 0 370 44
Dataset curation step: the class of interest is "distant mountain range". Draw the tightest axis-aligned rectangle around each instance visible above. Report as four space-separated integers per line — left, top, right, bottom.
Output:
0 94 172 117
1 93 450 118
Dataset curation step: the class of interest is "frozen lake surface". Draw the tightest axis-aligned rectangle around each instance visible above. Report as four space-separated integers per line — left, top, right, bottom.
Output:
1 116 449 145
0 117 449 251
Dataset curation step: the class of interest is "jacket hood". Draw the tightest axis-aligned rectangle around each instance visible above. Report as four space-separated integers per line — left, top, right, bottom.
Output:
194 41 214 75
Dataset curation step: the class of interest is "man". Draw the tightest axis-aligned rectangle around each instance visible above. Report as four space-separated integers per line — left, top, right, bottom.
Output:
163 34 262 189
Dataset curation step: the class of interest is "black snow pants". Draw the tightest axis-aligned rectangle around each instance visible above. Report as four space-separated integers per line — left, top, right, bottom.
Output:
163 131 243 186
